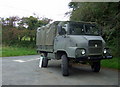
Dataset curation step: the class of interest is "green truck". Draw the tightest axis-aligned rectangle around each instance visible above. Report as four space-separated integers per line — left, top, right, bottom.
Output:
36 21 112 76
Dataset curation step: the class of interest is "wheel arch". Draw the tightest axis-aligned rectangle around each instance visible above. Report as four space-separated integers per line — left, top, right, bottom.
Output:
55 50 68 59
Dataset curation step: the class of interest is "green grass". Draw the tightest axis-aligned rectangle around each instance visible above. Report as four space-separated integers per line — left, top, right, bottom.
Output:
101 57 119 70
2 46 37 57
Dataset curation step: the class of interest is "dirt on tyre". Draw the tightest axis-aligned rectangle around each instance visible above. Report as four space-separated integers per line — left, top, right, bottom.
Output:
61 54 69 76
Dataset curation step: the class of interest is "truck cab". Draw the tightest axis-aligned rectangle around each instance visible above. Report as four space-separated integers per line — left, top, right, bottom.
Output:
36 21 112 76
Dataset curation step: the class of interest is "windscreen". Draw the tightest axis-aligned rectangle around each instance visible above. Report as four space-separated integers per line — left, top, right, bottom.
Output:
84 24 100 35
68 22 100 35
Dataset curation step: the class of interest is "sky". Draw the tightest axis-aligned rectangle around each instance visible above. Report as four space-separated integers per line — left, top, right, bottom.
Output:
0 0 72 21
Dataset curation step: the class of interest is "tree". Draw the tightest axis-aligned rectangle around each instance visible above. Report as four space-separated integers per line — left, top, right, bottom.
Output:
69 2 120 57
2 15 51 47
18 16 51 41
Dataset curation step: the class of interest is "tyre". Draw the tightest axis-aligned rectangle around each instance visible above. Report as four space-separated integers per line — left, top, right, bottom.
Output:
61 54 69 76
41 53 48 67
91 61 101 72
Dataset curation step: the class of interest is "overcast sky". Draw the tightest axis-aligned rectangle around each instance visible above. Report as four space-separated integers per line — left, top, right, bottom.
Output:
0 0 71 21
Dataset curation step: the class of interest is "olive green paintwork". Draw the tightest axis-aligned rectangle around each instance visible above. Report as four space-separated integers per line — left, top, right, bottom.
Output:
36 21 106 59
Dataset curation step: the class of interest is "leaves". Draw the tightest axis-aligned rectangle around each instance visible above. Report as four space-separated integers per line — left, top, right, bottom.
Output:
69 2 120 57
2 15 51 45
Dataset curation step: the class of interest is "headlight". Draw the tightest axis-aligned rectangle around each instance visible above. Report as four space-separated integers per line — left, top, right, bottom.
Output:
103 49 107 54
76 49 86 57
81 49 86 55
103 48 112 57
103 48 110 54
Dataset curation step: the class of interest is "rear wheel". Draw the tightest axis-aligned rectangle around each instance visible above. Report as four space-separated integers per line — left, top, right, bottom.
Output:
91 61 101 72
61 54 69 76
41 53 48 67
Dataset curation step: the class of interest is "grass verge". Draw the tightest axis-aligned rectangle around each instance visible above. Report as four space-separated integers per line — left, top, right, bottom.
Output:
2 46 37 57
101 57 119 70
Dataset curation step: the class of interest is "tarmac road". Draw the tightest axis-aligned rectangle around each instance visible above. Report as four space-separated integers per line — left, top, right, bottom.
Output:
2 55 119 85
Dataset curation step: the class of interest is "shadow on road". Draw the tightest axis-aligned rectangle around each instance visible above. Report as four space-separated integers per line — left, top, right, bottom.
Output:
47 62 103 77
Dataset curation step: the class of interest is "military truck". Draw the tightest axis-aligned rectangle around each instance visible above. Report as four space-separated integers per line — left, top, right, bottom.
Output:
36 21 112 76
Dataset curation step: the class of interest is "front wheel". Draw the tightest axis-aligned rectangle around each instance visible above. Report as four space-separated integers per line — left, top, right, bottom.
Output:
61 54 69 76
91 61 101 72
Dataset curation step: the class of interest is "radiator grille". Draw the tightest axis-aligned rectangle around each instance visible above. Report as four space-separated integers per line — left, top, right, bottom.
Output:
88 40 102 55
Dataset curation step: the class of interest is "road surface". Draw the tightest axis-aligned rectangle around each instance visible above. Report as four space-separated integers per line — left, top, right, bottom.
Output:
2 55 119 85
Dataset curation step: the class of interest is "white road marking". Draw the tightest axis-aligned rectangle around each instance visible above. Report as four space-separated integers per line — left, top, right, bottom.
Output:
13 60 25 63
13 58 40 63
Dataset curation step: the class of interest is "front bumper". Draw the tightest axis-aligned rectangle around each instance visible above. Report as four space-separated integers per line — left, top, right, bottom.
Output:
75 55 113 61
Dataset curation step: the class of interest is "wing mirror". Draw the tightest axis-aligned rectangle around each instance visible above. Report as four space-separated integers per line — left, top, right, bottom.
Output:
58 26 66 35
